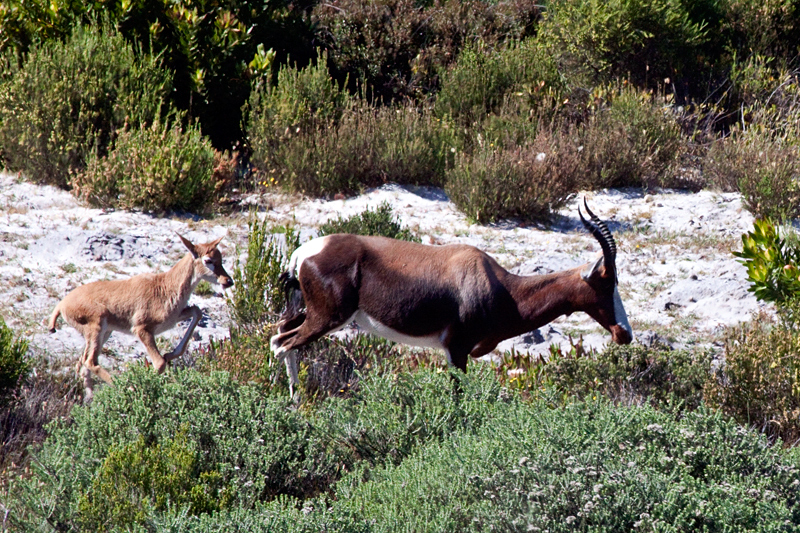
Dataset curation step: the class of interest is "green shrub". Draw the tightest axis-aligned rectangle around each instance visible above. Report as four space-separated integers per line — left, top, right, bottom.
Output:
580 85 684 189
720 0 800 61
72 116 216 213
537 0 709 90
706 314 800 445
435 38 562 128
495 341 712 410
227 213 300 330
5 368 348 530
331 401 800 532
704 122 800 220
0 21 170 187
256 99 455 197
0 0 314 150
445 132 580 223
247 52 351 147
76 430 231 532
312 0 542 103
0 316 28 404
319 202 419 242
551 342 711 409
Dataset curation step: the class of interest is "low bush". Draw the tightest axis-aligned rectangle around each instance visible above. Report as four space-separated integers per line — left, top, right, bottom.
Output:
76 430 231 532
312 0 542 103
247 51 351 151
0 316 28 404
706 314 800 445
495 341 712 410
445 131 580 223
4 368 348 530
72 116 217 213
328 401 800 532
580 86 684 189
319 202 419 242
704 122 800 220
226 213 300 330
256 100 455 197
0 20 170 188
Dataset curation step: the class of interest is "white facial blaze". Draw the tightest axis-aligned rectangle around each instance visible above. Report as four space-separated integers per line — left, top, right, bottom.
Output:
613 286 632 337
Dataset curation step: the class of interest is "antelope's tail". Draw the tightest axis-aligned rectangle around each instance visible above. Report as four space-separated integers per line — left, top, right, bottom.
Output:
277 272 305 330
48 304 61 333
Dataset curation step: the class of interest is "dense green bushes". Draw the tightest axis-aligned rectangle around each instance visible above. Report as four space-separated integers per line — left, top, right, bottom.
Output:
2 0 799 219
6 364 800 531
0 21 170 188
0 315 28 405
312 0 541 103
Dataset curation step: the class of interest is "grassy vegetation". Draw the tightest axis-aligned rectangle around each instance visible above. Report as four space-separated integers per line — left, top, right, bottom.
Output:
1 0 798 218
4 2 800 530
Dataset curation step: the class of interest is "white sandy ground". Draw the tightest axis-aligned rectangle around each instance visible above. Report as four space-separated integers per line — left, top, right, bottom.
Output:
0 171 769 378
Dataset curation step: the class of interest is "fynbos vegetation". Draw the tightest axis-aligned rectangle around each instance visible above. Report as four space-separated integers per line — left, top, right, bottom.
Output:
3 1 800 529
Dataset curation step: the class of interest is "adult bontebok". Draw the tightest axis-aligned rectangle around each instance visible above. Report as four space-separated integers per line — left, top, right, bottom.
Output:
48 234 233 399
271 200 632 399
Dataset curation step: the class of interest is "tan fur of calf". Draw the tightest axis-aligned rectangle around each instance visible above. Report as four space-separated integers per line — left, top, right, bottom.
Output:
48 234 232 399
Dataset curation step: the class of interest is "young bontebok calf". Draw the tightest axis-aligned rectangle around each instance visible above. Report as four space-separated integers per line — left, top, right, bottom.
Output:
48 234 233 399
271 200 632 399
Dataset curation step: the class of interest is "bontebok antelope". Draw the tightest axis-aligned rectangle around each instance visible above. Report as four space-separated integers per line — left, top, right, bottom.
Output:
49 234 233 399
271 200 632 399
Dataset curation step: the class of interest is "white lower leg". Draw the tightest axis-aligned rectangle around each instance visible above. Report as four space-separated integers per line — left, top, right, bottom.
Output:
283 350 299 401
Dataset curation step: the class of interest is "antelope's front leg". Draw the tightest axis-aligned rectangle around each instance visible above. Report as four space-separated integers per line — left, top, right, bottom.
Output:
164 305 203 362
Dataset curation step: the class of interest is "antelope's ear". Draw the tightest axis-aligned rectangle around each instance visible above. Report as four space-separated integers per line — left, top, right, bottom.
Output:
207 236 224 249
581 254 604 281
177 233 199 258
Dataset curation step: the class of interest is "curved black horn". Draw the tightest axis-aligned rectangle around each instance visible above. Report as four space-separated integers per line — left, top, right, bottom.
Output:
578 197 617 277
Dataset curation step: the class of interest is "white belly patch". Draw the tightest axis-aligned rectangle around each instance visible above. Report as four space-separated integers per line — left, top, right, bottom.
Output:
353 310 445 350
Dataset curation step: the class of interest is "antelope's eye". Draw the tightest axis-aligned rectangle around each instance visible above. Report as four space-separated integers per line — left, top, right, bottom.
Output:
203 256 214 264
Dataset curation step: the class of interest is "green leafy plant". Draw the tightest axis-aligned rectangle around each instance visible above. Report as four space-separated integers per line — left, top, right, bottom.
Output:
319 202 420 242
733 218 800 305
0 20 170 188
227 212 300 329
73 116 216 213
0 315 28 405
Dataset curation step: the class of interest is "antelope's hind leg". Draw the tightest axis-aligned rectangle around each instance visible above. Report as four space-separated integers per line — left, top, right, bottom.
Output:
79 321 114 403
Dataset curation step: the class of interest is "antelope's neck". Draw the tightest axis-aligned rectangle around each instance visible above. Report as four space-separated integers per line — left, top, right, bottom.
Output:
506 268 583 332
163 253 197 309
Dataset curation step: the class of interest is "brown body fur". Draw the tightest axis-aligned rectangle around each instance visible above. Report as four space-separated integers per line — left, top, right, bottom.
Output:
271 220 632 399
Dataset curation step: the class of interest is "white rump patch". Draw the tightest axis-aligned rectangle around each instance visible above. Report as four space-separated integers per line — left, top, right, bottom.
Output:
353 310 445 350
288 236 332 278
613 287 633 337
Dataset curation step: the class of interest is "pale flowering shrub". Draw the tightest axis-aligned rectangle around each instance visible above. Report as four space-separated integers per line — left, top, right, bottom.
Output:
73 118 216 213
